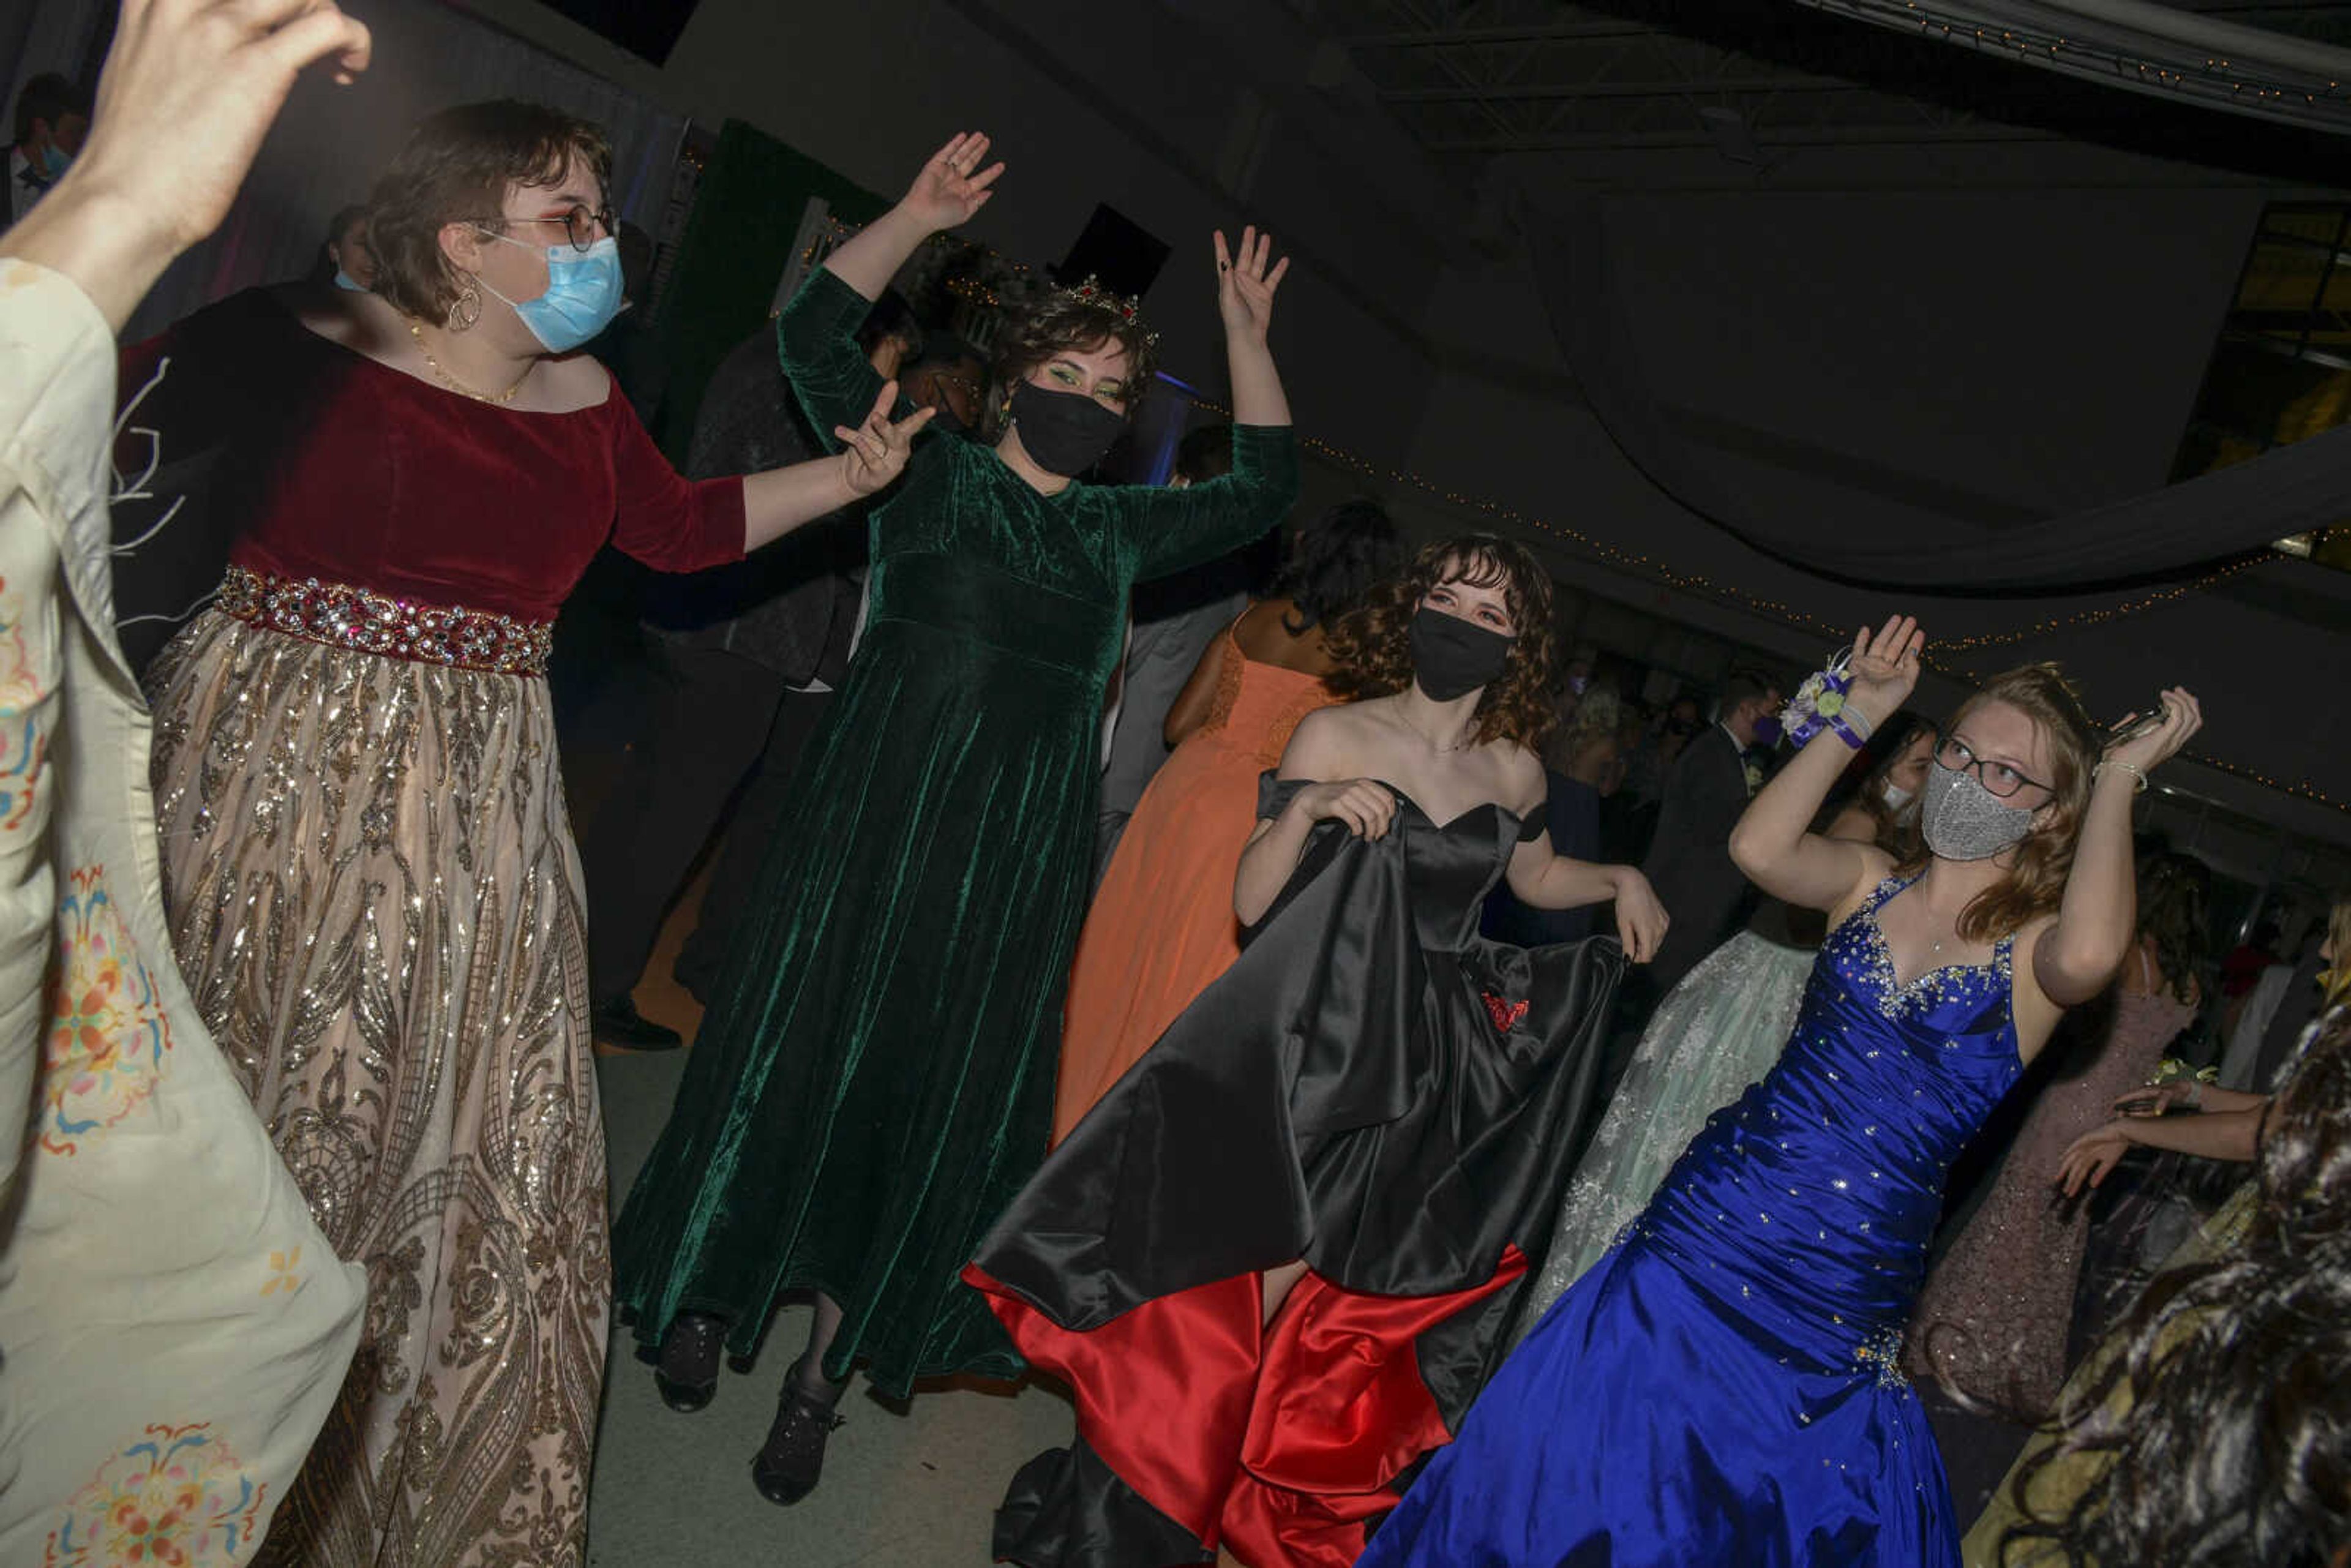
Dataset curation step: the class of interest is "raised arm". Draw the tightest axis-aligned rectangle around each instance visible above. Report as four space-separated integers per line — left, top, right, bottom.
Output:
1729 615 1921 915
2028 689 2203 1007
778 133 1000 440
1125 231 1299 578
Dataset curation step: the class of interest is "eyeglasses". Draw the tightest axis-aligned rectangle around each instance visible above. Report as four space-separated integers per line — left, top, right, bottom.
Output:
493 203 615 252
1935 733 2050 800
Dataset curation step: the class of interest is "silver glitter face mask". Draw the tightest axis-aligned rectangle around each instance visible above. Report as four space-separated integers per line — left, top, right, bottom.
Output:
1919 759 2035 861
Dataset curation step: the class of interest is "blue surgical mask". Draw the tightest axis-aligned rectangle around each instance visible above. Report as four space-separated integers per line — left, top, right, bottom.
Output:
471 228 625 352
332 269 369 293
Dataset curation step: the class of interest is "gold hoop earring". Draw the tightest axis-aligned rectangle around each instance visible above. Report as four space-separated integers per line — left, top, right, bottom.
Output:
446 283 481 332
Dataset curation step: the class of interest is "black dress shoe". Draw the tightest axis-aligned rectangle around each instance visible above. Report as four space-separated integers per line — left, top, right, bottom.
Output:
654 1312 727 1412
592 997 682 1051
750 1384 844 1506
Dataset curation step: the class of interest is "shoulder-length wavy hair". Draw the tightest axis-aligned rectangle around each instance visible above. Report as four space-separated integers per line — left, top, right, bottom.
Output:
1899 662 2101 944
1848 715 1930 859
1995 1004 2351 1568
1326 533 1559 751
367 100 612 328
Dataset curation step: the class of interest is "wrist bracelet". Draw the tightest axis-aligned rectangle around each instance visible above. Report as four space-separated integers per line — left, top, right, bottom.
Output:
2183 1079 2203 1111
2094 759 2150 794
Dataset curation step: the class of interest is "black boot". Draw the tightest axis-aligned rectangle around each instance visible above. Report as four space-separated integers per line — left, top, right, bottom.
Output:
653 1311 727 1412
750 1359 845 1506
592 996 683 1052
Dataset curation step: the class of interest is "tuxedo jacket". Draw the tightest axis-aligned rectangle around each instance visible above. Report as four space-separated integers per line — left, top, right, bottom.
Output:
1640 724 1757 992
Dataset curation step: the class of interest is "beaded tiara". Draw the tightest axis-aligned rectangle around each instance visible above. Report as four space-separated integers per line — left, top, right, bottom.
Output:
1059 274 1159 346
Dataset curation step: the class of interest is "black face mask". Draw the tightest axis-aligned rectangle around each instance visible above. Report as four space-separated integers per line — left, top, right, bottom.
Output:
924 397 970 438
1008 380 1123 476
1409 607 1515 703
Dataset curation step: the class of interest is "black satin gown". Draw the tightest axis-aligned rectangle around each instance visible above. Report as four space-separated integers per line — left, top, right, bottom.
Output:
966 776 1624 1567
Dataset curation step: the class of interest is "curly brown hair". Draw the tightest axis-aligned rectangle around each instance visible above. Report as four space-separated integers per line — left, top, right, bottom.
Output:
988 290 1159 430
1900 662 2102 944
1327 534 1559 751
366 100 612 328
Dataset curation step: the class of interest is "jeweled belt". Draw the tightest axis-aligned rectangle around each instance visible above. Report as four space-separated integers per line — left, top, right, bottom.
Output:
216 565 555 677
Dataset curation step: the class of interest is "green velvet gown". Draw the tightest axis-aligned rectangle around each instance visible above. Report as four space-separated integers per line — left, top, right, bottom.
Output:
613 269 1299 1396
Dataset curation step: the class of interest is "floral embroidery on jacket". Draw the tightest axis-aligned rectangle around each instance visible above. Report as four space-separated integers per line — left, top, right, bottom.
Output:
40 868 172 1155
42 1424 264 1566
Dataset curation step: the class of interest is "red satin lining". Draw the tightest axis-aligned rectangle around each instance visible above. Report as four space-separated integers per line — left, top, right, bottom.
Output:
964 1245 1528 1567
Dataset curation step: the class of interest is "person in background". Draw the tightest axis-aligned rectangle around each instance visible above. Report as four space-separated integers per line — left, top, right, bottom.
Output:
1484 681 1629 947
580 290 923 1045
0 1 373 1558
899 339 989 433
1973 999 2350 1567
613 133 1300 1509
312 201 373 290
9 72 90 223
1052 495 1404 1141
1637 667 1783 997
1904 848 2213 1417
1092 422 1281 874
133 96 928 1565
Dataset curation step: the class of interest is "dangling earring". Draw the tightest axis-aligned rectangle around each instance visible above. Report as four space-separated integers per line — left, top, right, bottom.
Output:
447 282 481 332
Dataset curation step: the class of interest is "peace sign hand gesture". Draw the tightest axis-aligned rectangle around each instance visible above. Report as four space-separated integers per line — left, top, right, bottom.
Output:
1214 226 1289 345
900 132 1003 235
1845 613 1924 728
835 381 936 497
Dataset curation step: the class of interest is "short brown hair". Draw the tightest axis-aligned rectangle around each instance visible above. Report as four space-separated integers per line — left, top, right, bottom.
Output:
366 100 612 326
989 291 1159 426
1327 534 1561 751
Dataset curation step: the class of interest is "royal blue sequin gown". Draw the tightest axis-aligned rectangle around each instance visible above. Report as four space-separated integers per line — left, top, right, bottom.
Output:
1361 875 2023 1568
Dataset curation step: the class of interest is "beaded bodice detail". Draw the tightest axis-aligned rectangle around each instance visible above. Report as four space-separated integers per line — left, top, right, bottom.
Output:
1625 876 2023 1365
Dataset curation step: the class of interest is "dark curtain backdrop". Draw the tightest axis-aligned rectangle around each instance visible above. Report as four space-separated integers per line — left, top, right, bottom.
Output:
1528 195 2351 595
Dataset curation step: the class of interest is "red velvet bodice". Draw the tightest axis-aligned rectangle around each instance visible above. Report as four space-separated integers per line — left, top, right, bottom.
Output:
118 290 744 625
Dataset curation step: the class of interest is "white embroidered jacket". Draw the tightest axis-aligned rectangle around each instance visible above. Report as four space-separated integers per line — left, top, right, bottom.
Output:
0 258 364 1564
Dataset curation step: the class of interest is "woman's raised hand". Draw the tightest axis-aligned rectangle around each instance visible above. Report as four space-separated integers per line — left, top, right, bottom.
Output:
835 381 936 497
1214 226 1289 345
901 132 1003 233
2106 688 2203 776
1295 779 1397 840
1845 613 1924 724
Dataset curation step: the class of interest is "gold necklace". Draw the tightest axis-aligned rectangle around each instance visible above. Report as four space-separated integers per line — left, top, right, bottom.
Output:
406 320 534 405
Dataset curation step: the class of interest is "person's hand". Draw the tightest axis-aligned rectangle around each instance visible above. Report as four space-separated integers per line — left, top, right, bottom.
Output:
1844 613 1924 728
2054 1121 2135 1198
2 0 372 330
1608 867 1669 964
1214 226 1289 345
2113 1081 2195 1117
899 132 1002 234
834 381 936 497
2105 688 2203 776
1294 779 1397 839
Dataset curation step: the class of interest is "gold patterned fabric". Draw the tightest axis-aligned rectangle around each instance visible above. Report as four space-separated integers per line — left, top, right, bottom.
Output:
146 609 607 1568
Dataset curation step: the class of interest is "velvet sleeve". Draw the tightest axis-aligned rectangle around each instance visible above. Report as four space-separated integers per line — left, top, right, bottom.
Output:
605 385 747 572
1121 424 1298 581
776 268 890 453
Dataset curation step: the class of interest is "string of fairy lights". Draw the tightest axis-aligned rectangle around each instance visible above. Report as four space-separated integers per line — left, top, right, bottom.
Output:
790 218 2344 814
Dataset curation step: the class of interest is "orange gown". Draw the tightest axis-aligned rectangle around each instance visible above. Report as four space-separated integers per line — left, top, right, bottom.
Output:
1053 623 1338 1142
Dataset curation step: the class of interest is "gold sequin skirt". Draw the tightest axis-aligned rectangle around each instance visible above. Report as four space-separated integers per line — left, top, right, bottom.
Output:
146 609 607 1568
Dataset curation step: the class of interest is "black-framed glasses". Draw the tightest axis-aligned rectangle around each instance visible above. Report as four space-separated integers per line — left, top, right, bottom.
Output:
495 203 615 252
1935 732 2050 800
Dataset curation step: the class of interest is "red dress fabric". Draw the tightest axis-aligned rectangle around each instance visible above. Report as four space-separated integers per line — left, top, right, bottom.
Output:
969 1250 1528 1567
115 288 744 624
